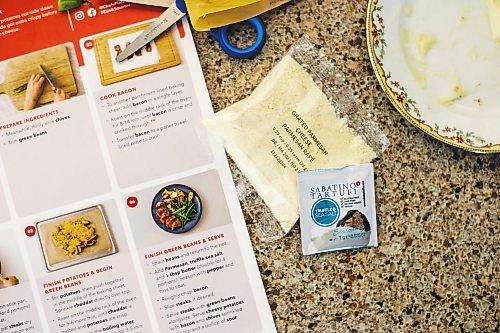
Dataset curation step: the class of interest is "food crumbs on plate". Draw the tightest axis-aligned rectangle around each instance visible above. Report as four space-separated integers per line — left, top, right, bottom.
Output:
439 84 466 106
400 28 427 88
404 4 413 16
52 218 97 256
416 33 436 57
467 46 478 59
486 0 500 43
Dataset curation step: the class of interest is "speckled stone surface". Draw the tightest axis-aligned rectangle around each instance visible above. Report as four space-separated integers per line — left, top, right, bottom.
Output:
191 1 499 332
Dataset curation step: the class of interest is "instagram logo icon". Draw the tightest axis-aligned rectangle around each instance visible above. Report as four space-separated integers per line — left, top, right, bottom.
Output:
74 11 85 21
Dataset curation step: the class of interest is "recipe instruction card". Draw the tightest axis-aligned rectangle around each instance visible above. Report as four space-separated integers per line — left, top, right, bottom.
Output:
0 1 276 332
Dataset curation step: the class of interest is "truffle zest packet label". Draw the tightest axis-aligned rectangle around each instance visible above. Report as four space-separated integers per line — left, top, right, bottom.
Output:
298 163 378 255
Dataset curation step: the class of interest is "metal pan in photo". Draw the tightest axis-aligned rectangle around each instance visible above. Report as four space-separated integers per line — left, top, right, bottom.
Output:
36 205 117 272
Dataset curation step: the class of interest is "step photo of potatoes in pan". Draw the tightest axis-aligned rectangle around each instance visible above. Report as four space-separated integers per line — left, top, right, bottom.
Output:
36 205 118 272
0 43 84 115
93 22 181 86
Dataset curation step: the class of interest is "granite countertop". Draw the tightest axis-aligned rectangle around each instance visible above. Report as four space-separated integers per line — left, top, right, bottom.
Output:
192 1 499 332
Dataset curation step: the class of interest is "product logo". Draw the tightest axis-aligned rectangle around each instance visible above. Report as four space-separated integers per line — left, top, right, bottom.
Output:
87 8 97 17
310 181 360 200
74 11 85 21
311 198 340 227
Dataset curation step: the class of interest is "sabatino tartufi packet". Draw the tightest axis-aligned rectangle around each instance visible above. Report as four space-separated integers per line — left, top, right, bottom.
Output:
298 163 378 255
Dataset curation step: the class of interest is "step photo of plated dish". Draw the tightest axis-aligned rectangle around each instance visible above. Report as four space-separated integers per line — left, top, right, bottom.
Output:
151 184 202 234
37 205 117 271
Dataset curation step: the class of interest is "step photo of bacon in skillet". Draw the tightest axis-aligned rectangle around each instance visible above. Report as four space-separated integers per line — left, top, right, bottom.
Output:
155 188 197 230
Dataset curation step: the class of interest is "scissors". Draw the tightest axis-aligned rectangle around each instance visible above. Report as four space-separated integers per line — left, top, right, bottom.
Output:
117 0 266 62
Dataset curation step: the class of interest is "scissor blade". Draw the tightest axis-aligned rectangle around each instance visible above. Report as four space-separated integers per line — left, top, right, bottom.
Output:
116 7 185 62
39 64 56 91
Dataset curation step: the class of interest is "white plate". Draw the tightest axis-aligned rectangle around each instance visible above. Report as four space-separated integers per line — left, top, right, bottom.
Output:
367 0 500 153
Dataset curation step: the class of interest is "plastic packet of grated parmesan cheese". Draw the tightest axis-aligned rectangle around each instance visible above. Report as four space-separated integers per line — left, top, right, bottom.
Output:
298 163 378 255
204 36 389 241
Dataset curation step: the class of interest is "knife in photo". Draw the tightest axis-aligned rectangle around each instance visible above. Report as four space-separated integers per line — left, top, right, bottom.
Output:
39 64 57 92
116 0 186 62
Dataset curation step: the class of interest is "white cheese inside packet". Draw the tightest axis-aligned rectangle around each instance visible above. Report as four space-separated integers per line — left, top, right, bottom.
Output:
298 164 378 255
204 55 377 234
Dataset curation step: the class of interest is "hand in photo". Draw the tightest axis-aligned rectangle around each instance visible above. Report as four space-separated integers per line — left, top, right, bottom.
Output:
23 73 46 110
23 74 69 110
54 87 69 102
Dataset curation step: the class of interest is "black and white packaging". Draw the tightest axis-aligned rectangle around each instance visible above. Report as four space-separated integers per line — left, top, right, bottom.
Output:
298 163 378 255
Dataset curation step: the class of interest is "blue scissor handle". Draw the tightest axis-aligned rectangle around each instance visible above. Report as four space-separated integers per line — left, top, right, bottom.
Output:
208 17 266 59
175 0 265 59
176 0 188 14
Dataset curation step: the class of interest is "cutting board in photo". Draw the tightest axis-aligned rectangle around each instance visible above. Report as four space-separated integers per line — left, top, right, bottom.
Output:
0 45 78 111
93 22 181 86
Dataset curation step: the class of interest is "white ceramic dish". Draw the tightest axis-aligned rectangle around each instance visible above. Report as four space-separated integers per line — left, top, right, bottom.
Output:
367 0 500 153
